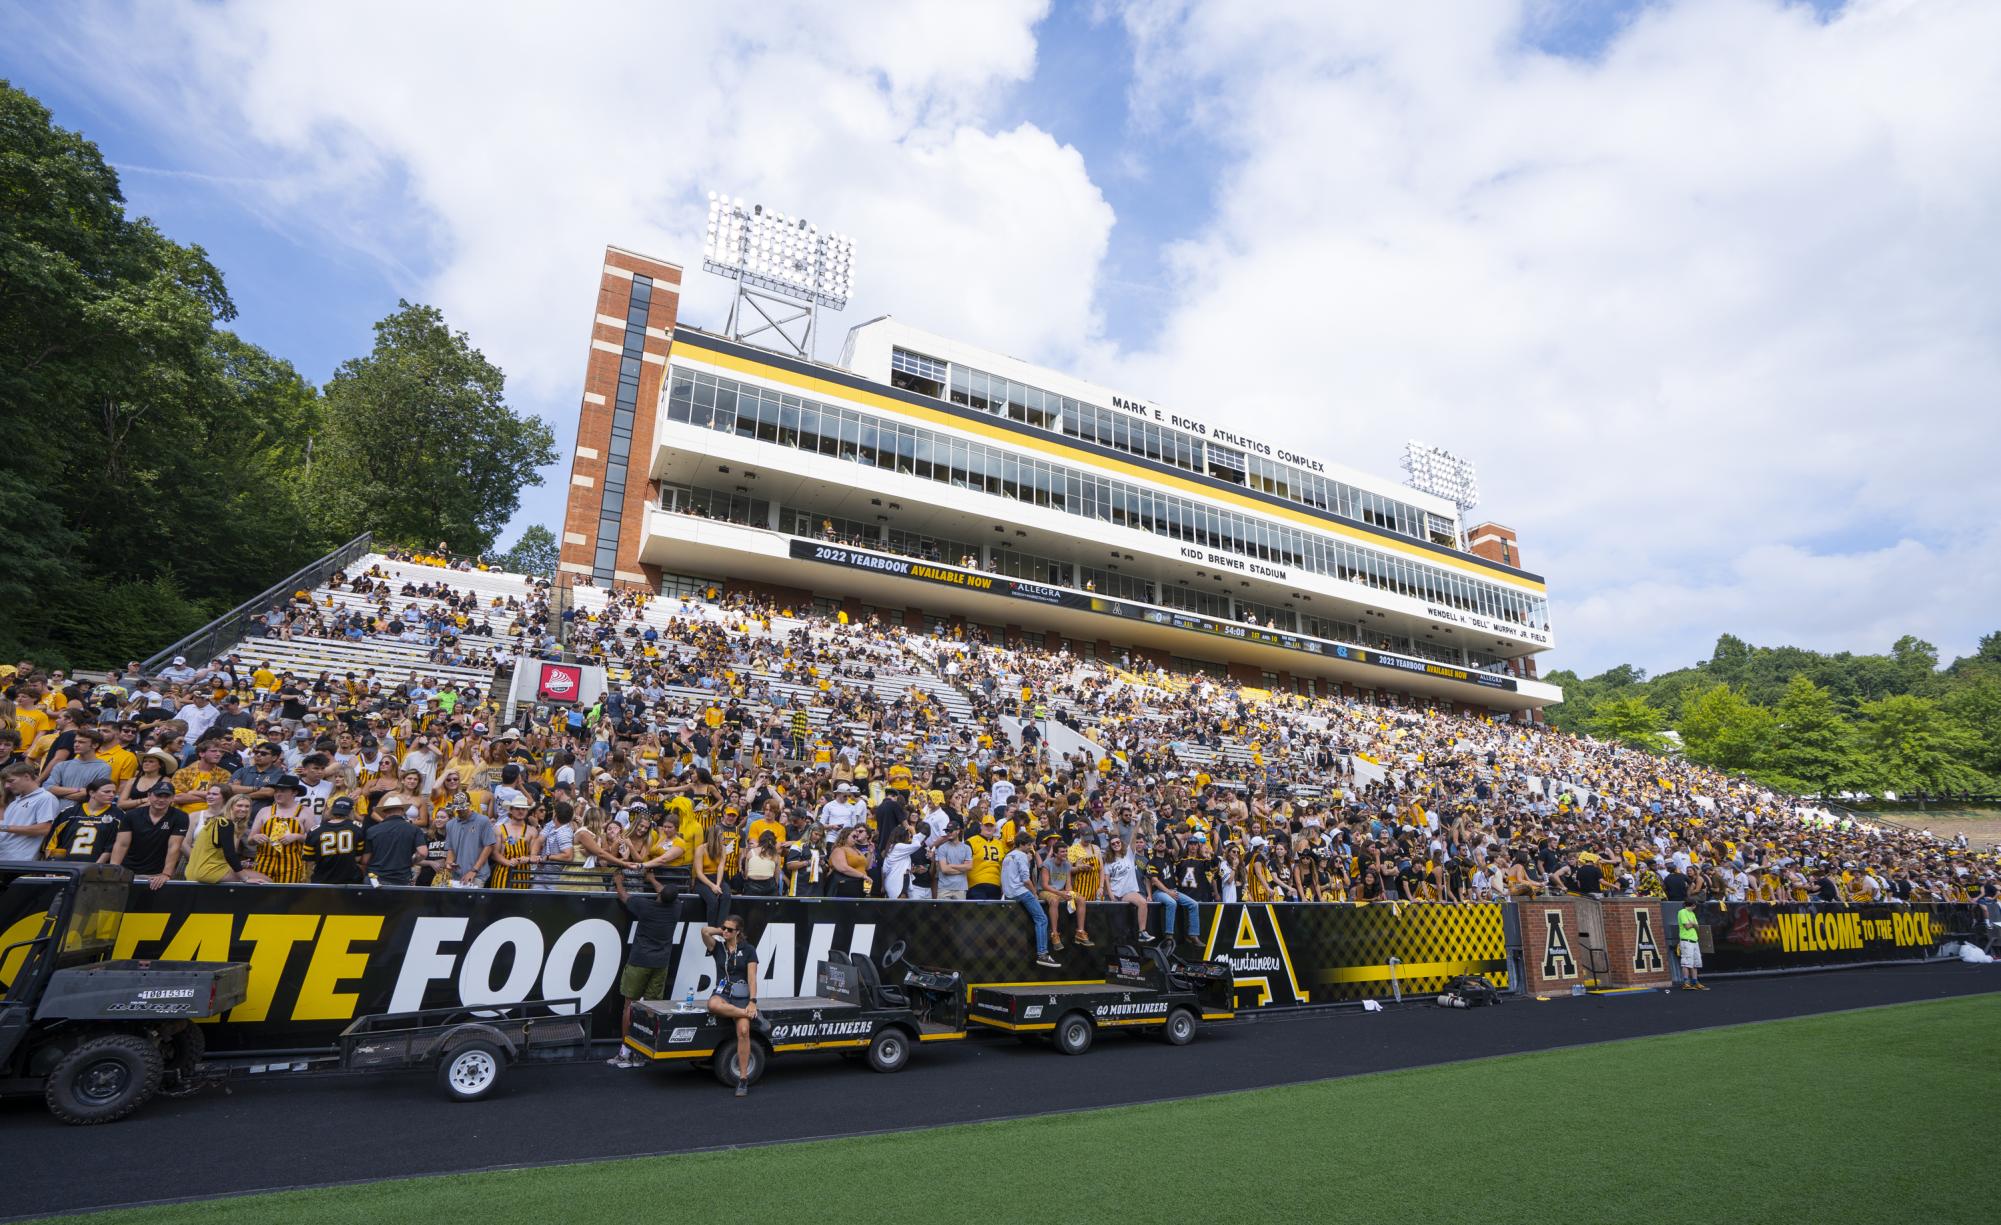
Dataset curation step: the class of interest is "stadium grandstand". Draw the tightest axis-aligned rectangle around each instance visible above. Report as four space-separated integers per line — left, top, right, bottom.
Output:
0 244 1994 1165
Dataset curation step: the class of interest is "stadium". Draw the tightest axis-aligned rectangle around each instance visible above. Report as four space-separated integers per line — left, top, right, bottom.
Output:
5 19 2001 1225
1 225 1995 1225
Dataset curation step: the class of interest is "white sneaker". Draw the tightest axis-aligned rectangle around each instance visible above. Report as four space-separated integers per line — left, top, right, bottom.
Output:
1035 954 1061 968
608 1050 637 1068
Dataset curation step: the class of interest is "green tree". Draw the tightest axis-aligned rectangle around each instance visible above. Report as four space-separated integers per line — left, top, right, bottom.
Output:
1761 676 1857 795
0 80 332 665
1677 684 1774 774
498 524 559 577
1589 694 1669 753
1940 679 2001 778
309 301 555 554
1853 694 1989 796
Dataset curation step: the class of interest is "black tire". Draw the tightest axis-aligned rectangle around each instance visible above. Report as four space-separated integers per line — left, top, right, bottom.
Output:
866 1028 910 1073
1162 1007 1197 1046
46 1033 163 1125
1054 1012 1093 1056
712 1038 767 1088
436 1040 506 1102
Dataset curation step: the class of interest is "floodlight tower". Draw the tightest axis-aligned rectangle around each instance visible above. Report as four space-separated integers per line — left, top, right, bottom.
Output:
1400 441 1480 549
702 192 855 361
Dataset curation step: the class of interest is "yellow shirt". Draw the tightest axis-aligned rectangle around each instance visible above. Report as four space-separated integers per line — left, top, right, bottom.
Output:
14 706 53 757
747 817 786 846
101 745 137 785
967 835 1007 888
251 668 278 692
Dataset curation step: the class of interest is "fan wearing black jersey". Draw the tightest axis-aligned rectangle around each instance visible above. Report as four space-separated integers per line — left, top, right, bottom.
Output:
307 797 369 885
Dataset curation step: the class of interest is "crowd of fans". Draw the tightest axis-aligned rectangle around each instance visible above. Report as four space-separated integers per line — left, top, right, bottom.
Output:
3 556 1997 951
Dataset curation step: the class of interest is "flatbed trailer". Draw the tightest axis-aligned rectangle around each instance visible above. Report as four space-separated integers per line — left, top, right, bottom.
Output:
967 943 1236 1055
625 941 965 1087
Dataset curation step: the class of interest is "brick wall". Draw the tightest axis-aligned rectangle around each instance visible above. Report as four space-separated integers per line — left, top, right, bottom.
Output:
558 245 683 591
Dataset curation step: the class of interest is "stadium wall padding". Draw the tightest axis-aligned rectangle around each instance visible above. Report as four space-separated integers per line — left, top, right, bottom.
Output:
4 882 1973 1055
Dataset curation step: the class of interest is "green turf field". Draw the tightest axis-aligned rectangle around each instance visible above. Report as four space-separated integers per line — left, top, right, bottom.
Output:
38 995 1999 1225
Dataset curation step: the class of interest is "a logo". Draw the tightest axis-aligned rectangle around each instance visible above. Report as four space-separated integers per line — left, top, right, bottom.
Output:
540 664 580 704
1202 904 1309 1007
1023 1005 1044 1020
1541 909 1578 980
1631 908 1664 974
537 662 583 703
669 1027 697 1044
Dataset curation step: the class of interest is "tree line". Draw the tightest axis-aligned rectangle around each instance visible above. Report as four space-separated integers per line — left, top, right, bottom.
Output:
1545 632 2001 800
0 81 558 668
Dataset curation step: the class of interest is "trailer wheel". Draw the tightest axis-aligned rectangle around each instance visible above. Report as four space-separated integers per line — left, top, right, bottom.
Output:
713 1039 767 1088
1054 1013 1094 1056
1163 1008 1197 1046
46 1033 163 1125
437 1040 506 1102
866 1028 910 1073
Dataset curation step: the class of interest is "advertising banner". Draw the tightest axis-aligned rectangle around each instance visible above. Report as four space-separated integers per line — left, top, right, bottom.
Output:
1690 901 1981 974
785 540 1517 690
536 662 584 703
0 881 1512 1055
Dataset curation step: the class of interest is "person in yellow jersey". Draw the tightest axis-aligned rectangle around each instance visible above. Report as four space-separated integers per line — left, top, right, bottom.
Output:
966 813 1007 900
100 723 139 789
489 794 542 889
248 775 310 884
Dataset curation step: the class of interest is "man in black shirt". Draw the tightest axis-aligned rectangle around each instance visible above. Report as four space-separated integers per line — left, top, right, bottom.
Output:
110 784 188 888
308 797 368 885
1572 855 1605 897
362 798 424 886
1175 835 1222 903
609 869 677 1069
1662 867 1690 902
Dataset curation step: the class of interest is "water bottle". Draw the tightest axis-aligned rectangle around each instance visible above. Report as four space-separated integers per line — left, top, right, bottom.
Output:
683 987 695 1013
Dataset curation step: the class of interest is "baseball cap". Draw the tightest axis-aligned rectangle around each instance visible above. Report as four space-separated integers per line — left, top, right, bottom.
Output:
172 656 187 665
148 782 175 798
330 797 355 818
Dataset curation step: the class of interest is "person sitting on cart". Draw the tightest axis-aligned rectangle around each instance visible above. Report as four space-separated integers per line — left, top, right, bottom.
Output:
702 915 760 1097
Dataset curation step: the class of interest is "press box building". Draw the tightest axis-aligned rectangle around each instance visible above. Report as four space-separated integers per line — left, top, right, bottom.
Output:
558 245 1560 719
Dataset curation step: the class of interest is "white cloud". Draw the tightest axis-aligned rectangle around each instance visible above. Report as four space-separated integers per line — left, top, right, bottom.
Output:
1091 0 2001 673
16 0 1111 522
17 0 1999 678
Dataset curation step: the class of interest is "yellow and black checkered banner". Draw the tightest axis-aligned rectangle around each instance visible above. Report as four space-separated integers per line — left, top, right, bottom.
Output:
1199 901 1510 1007
1690 901 1983 974
1 880 1506 1056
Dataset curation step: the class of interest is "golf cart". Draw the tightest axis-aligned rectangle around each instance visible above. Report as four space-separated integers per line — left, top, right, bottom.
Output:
0 862 249 1124
624 940 965 1086
967 941 1235 1054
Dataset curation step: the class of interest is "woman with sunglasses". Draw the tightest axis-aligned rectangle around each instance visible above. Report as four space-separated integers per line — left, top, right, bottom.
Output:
1103 835 1150 941
701 915 759 1097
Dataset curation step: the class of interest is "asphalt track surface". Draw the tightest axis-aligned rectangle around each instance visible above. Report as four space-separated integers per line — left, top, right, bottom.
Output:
6 962 1997 1220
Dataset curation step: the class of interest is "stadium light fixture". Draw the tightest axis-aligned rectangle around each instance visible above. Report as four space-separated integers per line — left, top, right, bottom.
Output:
703 191 857 360
1401 441 1480 546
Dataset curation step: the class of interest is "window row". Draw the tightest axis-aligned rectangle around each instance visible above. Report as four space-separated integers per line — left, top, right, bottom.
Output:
890 348 1445 547
664 369 1550 632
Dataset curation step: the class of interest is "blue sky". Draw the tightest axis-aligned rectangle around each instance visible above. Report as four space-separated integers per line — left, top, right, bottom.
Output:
5 0 1997 678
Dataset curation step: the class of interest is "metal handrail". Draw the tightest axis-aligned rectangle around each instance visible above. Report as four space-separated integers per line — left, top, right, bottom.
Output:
141 532 375 675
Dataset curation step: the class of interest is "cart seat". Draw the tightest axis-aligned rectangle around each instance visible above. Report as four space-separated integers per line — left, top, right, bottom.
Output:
854 952 908 1009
